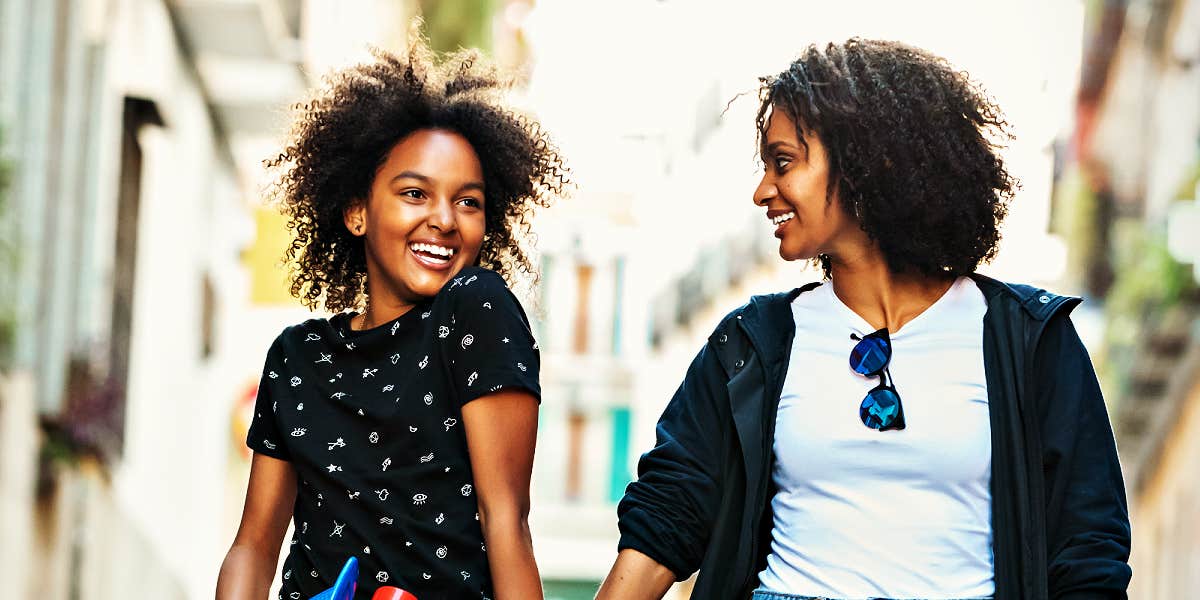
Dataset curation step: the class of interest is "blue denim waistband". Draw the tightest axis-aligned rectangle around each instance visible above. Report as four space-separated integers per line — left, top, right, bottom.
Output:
751 593 993 600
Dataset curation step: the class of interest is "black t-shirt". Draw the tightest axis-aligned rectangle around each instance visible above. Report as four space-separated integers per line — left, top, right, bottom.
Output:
246 267 540 600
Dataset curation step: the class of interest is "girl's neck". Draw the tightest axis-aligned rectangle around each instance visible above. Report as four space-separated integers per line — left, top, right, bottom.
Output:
354 283 419 331
825 248 956 334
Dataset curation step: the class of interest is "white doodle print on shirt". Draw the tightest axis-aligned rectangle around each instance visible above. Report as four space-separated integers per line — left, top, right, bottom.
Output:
377 571 389 583
422 573 431 580
460 334 474 349
327 438 346 450
421 310 431 319
269 371 278 379
435 513 445 525
330 392 347 400
444 417 458 431
502 337 510 343
290 376 301 387
330 521 346 537
413 493 428 505
483 302 492 309
390 353 400 365
461 484 473 496
424 392 433 405
381 457 391 471
461 571 471 581
418 355 429 369
316 353 332 364
436 545 448 559
369 431 379 444
438 325 450 338
363 546 370 555
467 371 478 386
362 368 377 378
345 342 355 351
376 489 389 501
348 491 360 500
517 362 527 372
291 428 306 437
380 517 393 525
390 321 400 335
382 384 394 392
326 464 343 473
420 453 435 463
263 439 277 450
305 333 321 342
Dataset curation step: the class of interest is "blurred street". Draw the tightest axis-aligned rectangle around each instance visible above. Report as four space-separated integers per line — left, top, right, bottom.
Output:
1 0 1198 598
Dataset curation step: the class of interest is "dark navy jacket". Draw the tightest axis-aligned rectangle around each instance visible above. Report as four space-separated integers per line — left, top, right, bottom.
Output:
617 275 1132 599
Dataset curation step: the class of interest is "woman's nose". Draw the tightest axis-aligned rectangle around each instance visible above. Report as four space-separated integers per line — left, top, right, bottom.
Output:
753 174 776 207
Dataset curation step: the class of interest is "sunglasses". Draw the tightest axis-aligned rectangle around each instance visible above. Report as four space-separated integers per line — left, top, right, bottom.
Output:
849 328 906 431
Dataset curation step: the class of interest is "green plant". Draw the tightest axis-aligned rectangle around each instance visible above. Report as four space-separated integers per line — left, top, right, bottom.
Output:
0 125 14 369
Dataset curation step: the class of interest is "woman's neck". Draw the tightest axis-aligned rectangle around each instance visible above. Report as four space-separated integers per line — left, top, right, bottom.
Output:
825 248 956 334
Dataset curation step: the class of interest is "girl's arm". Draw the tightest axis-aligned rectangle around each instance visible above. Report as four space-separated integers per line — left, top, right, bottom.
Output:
216 453 297 600
462 389 542 600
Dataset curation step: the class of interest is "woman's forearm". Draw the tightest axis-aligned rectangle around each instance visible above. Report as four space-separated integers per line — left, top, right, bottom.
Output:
595 549 676 600
480 511 543 600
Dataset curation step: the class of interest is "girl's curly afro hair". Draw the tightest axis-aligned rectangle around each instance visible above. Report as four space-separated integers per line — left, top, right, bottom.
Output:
267 35 568 313
756 38 1017 278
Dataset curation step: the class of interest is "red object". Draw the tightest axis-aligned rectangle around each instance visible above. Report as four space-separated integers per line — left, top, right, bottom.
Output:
371 588 417 600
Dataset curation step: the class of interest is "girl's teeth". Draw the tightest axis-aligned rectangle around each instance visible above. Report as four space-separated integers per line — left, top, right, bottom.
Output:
412 243 455 257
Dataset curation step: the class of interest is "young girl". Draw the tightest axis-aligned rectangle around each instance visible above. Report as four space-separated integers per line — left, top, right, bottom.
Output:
598 39 1130 600
216 36 566 600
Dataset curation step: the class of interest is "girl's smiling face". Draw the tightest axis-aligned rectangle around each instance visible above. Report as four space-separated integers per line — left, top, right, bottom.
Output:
753 108 860 262
345 128 487 306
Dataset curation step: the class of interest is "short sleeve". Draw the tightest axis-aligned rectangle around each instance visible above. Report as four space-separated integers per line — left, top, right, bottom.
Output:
245 335 292 460
440 269 541 406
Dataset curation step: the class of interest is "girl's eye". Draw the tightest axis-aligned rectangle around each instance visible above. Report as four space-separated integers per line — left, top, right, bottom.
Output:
401 189 424 199
774 156 793 170
458 198 482 209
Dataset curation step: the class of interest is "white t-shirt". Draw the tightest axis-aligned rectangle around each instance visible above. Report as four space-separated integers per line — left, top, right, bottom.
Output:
756 277 994 599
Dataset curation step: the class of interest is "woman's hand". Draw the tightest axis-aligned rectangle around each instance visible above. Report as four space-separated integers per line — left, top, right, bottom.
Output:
463 389 543 600
216 453 296 600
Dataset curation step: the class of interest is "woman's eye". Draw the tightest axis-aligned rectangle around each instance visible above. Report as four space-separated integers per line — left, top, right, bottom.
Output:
774 156 793 170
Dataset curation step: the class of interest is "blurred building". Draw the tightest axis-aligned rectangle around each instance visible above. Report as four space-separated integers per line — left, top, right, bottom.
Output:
1058 0 1200 597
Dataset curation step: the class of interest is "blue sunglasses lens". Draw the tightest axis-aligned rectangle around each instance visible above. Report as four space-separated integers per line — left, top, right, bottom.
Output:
860 387 902 430
850 335 891 376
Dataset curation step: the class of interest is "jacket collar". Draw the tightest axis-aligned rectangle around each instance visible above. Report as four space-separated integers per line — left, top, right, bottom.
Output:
735 274 1082 357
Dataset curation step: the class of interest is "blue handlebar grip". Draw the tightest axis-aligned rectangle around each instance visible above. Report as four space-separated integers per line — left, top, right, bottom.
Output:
308 556 358 600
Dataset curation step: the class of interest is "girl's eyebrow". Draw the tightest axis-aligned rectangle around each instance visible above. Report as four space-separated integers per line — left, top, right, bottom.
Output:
391 170 485 192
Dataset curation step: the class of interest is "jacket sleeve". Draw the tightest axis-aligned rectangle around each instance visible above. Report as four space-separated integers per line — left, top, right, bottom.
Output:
616 339 729 581
1036 314 1132 599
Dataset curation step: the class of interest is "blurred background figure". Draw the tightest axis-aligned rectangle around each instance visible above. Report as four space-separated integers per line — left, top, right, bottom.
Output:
0 0 1196 599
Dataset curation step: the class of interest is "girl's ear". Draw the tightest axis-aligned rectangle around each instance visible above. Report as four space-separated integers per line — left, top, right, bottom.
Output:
344 201 367 236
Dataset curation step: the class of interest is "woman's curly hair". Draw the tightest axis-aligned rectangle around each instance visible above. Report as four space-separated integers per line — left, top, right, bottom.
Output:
756 38 1017 278
267 34 568 312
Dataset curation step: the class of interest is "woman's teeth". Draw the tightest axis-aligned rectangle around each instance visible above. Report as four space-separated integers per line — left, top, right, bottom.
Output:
411 242 455 259
771 212 796 226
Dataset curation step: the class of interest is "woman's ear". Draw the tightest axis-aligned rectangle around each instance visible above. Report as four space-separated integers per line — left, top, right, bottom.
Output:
344 201 367 236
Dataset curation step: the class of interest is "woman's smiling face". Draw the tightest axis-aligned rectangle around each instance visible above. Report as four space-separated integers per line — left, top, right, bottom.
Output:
345 128 487 305
753 108 860 262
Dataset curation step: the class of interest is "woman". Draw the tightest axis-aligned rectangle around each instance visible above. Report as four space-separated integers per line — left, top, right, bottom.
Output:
597 39 1130 600
216 34 566 600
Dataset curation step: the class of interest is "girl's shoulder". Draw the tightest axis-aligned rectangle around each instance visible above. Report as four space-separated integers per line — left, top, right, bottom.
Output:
268 315 345 353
